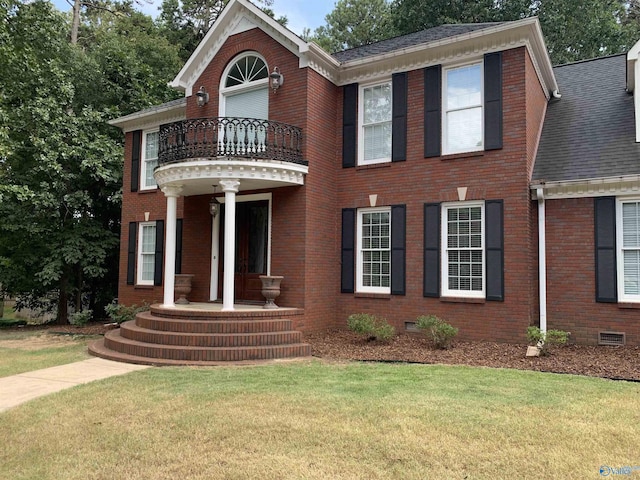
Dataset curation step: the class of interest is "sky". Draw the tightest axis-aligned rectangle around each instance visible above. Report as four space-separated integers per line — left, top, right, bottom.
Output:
51 0 336 36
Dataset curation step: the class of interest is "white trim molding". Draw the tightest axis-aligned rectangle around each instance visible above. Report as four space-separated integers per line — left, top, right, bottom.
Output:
531 175 640 200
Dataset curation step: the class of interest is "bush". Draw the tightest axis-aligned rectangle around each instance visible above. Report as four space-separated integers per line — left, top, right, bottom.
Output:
104 301 150 324
416 315 458 349
347 313 395 342
526 326 570 355
68 310 92 326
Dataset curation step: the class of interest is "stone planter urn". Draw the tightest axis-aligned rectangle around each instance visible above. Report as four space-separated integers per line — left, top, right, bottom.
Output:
175 274 195 305
259 275 283 309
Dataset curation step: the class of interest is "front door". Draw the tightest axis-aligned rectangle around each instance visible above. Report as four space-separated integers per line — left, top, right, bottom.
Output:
219 200 269 302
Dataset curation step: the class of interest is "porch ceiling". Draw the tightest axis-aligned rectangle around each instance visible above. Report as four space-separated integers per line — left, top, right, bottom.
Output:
154 159 308 196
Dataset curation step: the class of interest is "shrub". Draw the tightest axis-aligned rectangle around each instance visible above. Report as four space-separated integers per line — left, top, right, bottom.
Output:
68 310 92 326
416 315 458 349
347 313 395 342
526 326 570 355
104 301 150 325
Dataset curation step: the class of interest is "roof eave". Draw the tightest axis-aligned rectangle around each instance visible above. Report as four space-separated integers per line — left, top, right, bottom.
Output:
531 175 640 199
108 99 187 133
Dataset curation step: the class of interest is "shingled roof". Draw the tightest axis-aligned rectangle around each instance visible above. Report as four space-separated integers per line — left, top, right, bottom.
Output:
332 23 505 62
533 54 640 182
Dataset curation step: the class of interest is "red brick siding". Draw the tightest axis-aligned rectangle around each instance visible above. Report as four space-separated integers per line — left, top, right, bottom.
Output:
545 198 640 345
334 47 540 343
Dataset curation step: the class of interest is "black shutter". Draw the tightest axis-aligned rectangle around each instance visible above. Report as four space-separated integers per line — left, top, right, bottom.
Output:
154 220 164 286
424 65 442 158
341 208 356 293
392 73 407 163
484 52 503 151
595 197 617 302
423 203 440 297
127 222 137 285
391 205 406 295
131 130 141 192
342 84 358 168
485 200 504 301
175 219 183 275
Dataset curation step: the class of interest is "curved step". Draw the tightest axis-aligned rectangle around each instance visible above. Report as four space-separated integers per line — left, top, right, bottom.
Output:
149 305 303 320
120 321 303 347
88 339 309 366
101 329 311 362
135 312 294 334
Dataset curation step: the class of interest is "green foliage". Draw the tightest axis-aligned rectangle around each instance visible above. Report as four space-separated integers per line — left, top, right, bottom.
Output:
389 0 639 65
105 301 150 324
0 318 27 328
68 309 92 326
310 0 394 53
416 315 458 349
347 313 395 342
526 326 570 355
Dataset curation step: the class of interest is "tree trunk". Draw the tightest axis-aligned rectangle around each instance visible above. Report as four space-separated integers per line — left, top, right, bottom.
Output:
71 0 81 44
56 272 69 325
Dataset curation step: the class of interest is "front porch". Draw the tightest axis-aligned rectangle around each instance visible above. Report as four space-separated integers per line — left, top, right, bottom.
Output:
89 302 310 365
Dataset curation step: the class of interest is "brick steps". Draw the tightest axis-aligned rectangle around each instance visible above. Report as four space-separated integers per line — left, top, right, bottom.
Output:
88 304 311 365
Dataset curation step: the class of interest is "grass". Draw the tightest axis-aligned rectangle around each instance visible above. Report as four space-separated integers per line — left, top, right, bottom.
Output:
1 361 638 479
0 330 98 378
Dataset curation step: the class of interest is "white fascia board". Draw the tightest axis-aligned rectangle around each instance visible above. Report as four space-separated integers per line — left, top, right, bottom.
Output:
531 175 640 199
337 17 558 98
626 39 640 92
170 0 313 96
107 99 186 133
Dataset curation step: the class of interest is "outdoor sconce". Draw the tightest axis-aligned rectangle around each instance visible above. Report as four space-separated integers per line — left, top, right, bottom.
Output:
196 86 209 107
209 186 220 218
269 67 284 92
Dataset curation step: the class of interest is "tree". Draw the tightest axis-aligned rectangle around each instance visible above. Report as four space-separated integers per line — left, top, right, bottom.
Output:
158 0 283 63
310 0 394 53
389 0 638 65
0 0 181 323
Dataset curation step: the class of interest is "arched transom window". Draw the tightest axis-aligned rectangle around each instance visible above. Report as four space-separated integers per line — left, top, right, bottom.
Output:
225 54 268 88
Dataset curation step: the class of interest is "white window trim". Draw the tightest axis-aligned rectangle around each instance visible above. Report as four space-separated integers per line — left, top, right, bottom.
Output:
358 80 392 166
140 129 159 191
441 201 485 298
356 206 392 294
616 197 640 302
137 221 156 286
442 61 484 156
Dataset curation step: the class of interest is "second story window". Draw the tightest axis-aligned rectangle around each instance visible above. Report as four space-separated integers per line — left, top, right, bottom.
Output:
141 130 158 190
359 81 392 165
443 63 483 155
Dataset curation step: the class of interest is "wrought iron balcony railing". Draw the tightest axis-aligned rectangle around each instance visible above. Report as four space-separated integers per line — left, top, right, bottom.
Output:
158 117 304 166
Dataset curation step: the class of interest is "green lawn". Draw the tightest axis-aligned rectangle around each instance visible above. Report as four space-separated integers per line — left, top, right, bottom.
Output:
0 330 98 377
1 361 638 479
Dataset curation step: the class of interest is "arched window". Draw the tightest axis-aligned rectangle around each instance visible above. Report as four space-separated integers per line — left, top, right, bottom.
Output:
220 53 269 120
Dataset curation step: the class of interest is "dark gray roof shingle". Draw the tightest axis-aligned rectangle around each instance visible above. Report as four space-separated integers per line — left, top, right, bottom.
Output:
533 54 640 182
331 23 504 62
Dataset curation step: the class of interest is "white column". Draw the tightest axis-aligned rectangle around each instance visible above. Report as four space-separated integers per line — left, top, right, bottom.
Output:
220 179 241 311
161 185 183 307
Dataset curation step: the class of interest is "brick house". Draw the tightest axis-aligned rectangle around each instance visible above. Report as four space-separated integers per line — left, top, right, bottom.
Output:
91 0 640 364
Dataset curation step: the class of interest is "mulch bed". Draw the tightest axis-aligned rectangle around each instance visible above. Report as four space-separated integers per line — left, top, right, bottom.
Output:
305 330 640 382
8 323 639 381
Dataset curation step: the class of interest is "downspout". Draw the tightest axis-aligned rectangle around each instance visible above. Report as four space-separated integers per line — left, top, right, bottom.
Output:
536 187 547 334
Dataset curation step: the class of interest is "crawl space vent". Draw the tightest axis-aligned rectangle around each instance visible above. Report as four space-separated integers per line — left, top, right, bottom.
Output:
598 331 626 346
405 322 419 332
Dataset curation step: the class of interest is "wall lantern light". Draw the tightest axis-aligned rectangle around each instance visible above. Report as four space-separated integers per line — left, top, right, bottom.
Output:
269 67 284 92
209 186 220 217
196 86 209 107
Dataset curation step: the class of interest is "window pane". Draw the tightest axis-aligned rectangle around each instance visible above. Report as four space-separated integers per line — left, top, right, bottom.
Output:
624 250 640 295
623 202 640 248
363 83 391 124
447 64 481 110
447 107 482 152
141 254 155 281
446 205 483 294
363 122 392 161
141 225 156 254
145 132 158 159
360 210 391 290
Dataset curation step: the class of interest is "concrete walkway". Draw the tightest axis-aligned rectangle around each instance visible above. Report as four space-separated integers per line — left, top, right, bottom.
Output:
0 358 150 413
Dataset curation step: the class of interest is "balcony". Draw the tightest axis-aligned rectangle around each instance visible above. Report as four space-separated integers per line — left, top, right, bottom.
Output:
155 117 306 195
158 117 304 166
